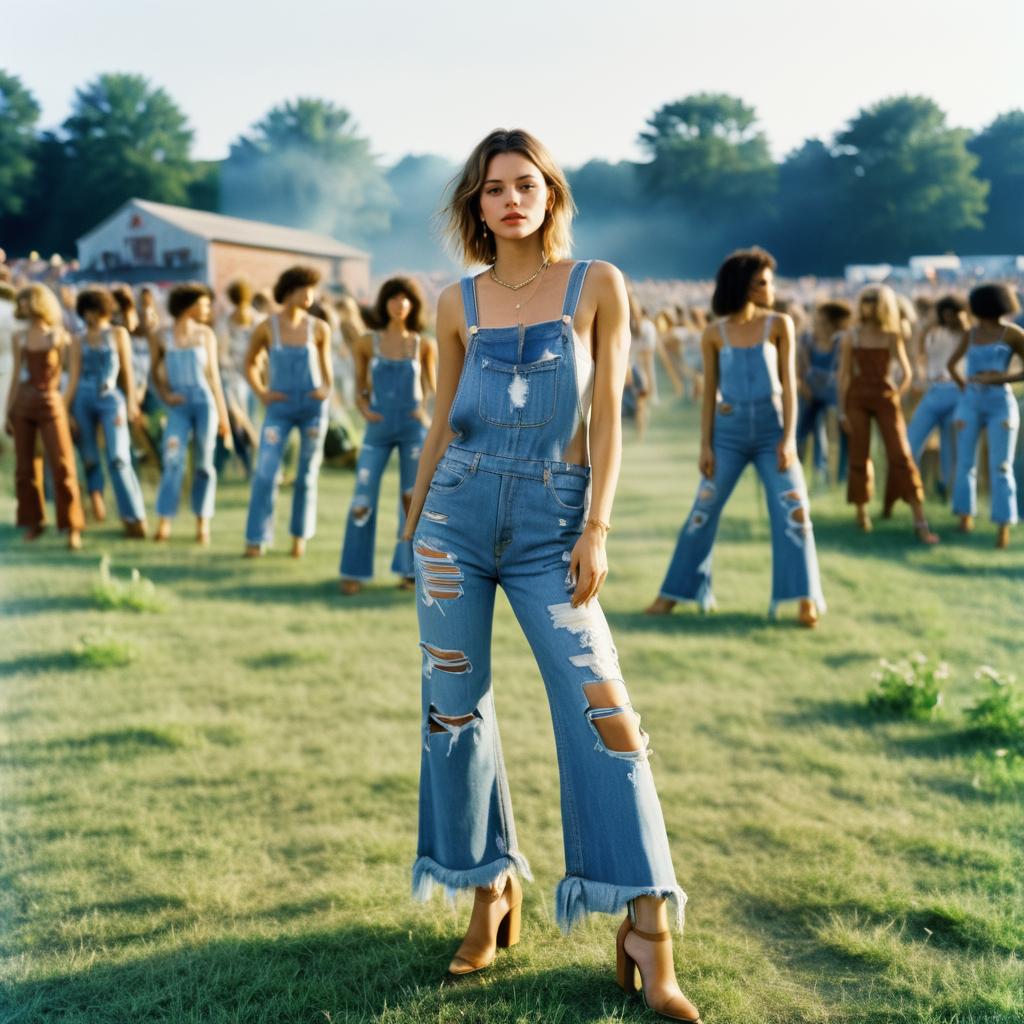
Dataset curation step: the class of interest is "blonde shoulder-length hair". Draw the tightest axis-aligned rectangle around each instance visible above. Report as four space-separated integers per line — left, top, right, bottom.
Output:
856 284 902 334
443 128 575 267
15 283 64 328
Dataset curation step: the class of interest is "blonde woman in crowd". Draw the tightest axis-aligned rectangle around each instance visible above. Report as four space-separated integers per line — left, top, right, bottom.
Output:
837 285 938 542
4 284 84 548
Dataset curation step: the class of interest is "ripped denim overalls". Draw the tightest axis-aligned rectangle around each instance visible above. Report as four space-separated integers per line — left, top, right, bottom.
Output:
658 315 825 615
412 261 686 934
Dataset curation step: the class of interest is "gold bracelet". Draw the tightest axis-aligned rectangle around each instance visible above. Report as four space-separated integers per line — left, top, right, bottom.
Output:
585 518 611 534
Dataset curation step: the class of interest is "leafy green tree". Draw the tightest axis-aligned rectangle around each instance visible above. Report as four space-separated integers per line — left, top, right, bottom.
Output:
57 73 195 244
966 110 1024 253
834 96 987 261
0 70 41 219
221 98 393 244
638 93 776 215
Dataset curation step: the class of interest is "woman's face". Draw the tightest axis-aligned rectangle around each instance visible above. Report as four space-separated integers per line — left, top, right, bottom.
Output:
748 267 775 308
860 295 878 320
479 152 550 246
286 286 315 311
186 294 212 324
386 292 413 326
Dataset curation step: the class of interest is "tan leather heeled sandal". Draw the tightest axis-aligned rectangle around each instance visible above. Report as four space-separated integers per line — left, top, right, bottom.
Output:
448 874 522 977
616 917 702 1023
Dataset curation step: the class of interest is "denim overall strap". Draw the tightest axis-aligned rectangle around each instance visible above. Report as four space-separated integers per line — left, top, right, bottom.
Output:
460 277 480 335
719 319 731 348
761 314 774 341
561 260 591 322
372 330 381 357
270 315 282 349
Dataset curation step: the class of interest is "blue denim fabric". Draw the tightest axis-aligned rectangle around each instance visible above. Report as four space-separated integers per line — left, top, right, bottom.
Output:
156 340 217 519
796 337 841 479
245 319 328 546
72 331 146 521
953 386 1019 525
339 336 426 580
658 324 825 615
411 262 686 934
907 381 959 490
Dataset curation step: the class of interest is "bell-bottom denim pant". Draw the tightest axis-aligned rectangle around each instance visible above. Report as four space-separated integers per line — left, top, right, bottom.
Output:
659 399 825 614
245 395 328 545
907 381 959 493
412 447 685 933
155 388 218 520
339 410 426 580
72 386 146 521
952 386 1019 525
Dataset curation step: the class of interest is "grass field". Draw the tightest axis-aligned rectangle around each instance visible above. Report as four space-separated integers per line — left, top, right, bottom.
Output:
1 397 1022 1024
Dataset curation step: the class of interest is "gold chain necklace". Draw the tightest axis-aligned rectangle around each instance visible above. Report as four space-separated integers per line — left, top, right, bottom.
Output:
489 259 549 291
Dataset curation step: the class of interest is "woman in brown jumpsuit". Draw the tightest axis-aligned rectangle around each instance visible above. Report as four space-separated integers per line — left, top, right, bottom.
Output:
837 284 938 543
4 284 84 548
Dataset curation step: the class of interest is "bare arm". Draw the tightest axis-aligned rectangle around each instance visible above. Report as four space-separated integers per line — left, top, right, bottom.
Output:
64 334 82 411
420 336 438 402
201 326 230 433
893 333 913 396
698 325 719 477
4 330 23 433
776 314 798 468
795 335 811 399
401 286 464 540
311 318 334 400
244 321 273 402
113 326 137 417
352 333 382 422
837 331 853 420
569 261 630 607
148 330 182 405
946 332 969 389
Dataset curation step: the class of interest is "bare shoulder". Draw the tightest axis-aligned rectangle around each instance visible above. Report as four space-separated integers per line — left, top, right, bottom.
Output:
436 282 462 318
583 259 625 294
1004 322 1024 343
314 317 332 345
769 311 795 340
702 321 723 350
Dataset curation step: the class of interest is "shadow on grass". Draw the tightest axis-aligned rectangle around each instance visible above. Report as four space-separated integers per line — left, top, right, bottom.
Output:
0 651 78 675
209 579 414 608
0 594 97 617
3 925 643 1024
0 727 189 768
605 608 768 638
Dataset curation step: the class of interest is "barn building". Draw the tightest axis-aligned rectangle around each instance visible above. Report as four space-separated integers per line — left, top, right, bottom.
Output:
76 199 371 298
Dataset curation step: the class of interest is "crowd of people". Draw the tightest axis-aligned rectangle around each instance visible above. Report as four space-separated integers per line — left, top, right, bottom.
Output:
4 124 1024 1024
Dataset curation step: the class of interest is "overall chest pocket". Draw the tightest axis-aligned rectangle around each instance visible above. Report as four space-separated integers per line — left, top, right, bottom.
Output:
478 357 559 427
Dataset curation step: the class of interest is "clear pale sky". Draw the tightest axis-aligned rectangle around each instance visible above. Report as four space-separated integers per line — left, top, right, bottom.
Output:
4 0 1022 168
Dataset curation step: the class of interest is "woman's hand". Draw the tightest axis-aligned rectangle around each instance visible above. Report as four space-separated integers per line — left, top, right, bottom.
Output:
127 401 140 423
838 410 850 434
358 401 384 423
570 526 609 608
262 390 286 405
67 414 79 436
409 404 431 427
218 416 232 443
308 385 331 402
698 444 715 479
777 437 797 471
165 391 185 407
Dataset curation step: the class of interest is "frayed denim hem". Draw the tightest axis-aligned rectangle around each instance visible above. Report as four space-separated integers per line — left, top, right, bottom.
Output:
768 594 827 618
411 852 533 905
658 581 716 613
555 875 687 935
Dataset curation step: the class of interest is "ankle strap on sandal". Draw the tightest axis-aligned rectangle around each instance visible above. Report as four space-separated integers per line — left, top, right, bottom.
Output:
630 926 671 942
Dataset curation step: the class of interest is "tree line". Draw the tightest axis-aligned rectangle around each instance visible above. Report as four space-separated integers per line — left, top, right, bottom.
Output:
1 70 1021 278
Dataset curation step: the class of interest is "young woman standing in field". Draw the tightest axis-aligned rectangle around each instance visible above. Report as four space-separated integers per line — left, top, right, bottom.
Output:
4 284 84 548
401 129 700 1023
338 277 436 592
65 288 147 536
646 248 824 627
837 285 938 541
150 284 230 545
243 266 333 558
906 294 967 500
948 284 1024 547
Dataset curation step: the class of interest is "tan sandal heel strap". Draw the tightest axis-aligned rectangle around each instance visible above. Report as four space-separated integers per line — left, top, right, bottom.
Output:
630 927 671 942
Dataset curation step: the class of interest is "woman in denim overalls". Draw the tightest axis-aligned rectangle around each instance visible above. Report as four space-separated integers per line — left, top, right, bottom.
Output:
402 130 701 1023
646 249 823 627
948 284 1024 548
65 288 147 536
150 284 230 545
339 277 437 593
243 266 333 558
906 295 967 500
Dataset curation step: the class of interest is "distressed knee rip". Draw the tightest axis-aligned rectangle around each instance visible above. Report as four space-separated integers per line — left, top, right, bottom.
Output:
164 435 182 465
420 642 472 676
415 540 465 609
426 704 481 755
350 504 372 527
780 488 812 544
583 680 644 753
264 425 281 445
